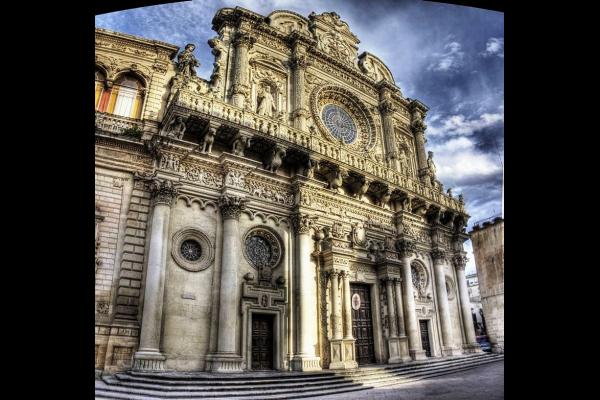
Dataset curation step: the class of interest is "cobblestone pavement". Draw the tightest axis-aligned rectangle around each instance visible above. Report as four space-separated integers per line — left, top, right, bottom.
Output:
318 360 504 400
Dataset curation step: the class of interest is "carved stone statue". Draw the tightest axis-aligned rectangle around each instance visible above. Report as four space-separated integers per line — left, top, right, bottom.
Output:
305 158 317 178
398 148 408 174
176 43 199 77
256 86 276 118
202 127 216 154
447 188 453 198
264 144 286 173
353 178 370 200
378 189 391 207
166 116 186 139
231 133 252 156
426 151 437 187
327 169 347 192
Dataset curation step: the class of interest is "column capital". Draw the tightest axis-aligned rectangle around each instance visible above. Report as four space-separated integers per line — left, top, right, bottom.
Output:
452 253 468 270
395 239 416 258
218 194 247 220
379 99 396 115
149 179 179 206
290 54 310 70
430 248 447 263
232 31 255 48
291 213 318 235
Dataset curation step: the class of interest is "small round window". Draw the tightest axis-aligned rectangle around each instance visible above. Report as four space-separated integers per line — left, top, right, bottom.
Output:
180 239 202 262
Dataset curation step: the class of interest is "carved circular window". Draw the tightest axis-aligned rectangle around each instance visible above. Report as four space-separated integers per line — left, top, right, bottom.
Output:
310 85 376 152
410 261 428 296
322 104 357 144
171 228 214 272
243 227 282 270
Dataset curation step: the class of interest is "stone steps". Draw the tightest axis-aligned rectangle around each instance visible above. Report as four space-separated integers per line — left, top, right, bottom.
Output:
96 353 504 399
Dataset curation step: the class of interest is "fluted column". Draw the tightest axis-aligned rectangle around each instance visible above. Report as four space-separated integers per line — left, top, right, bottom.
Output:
133 179 178 371
393 278 406 337
432 249 458 356
398 240 427 360
209 194 247 372
230 32 254 109
385 278 398 338
291 213 321 371
454 254 481 352
291 53 309 131
330 271 342 340
342 271 353 339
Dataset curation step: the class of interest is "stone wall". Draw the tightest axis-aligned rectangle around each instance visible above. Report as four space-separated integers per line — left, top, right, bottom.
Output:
470 218 504 353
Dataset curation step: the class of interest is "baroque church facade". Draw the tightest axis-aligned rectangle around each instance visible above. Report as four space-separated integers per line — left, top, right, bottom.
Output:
94 7 480 375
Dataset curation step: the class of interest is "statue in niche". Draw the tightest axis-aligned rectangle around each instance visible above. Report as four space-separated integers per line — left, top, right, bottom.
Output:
256 85 276 118
398 147 408 174
176 43 199 77
165 116 186 139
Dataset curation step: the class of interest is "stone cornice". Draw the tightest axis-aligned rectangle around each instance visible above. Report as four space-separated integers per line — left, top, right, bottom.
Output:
95 28 179 59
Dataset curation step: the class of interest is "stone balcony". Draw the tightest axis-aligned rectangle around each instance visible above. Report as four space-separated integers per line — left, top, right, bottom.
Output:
95 112 144 137
160 89 465 215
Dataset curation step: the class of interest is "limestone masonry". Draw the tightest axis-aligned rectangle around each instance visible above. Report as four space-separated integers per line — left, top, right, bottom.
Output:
95 7 481 375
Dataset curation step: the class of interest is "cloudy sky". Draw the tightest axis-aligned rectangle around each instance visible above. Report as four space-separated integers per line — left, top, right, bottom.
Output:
96 0 504 275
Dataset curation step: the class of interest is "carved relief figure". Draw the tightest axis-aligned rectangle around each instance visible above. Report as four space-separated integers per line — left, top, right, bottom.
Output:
202 127 216 154
165 116 186 139
257 86 276 118
176 43 199 77
264 144 286 173
231 133 252 156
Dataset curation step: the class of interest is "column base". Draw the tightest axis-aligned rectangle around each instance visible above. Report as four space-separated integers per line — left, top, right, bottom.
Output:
442 346 463 357
329 339 358 370
492 344 504 354
388 336 412 363
462 343 484 354
205 353 244 373
291 355 322 371
409 349 428 361
132 350 166 371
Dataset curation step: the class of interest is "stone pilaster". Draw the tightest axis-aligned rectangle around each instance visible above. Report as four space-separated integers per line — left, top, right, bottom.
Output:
330 271 343 340
290 53 310 131
393 278 411 362
133 179 178 371
290 213 322 371
378 84 399 171
431 249 460 356
342 271 353 340
397 239 427 361
207 194 248 372
230 32 255 109
454 253 482 353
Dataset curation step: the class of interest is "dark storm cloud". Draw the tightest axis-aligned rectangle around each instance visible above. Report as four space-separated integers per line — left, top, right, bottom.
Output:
96 0 503 274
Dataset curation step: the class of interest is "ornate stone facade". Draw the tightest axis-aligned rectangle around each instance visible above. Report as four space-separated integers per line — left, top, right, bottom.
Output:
95 7 477 375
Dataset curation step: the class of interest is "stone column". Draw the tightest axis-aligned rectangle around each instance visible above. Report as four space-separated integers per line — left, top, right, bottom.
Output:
431 249 460 356
342 271 353 340
230 32 254 109
454 254 482 353
385 278 398 338
209 194 247 372
290 53 310 131
291 213 321 371
393 279 406 337
379 92 399 171
133 179 178 371
398 240 427 360
330 271 342 340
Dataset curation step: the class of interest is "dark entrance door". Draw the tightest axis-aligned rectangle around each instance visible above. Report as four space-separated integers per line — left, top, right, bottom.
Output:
351 284 376 364
251 314 274 370
419 320 432 357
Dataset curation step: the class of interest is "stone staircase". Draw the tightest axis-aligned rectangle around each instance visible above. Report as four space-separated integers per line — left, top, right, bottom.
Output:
96 352 504 399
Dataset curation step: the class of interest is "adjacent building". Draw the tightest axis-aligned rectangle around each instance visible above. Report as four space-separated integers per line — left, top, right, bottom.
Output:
95 7 480 375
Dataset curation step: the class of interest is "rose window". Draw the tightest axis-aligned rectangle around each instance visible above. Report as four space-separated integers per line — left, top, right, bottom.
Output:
321 104 357 144
245 236 272 267
180 239 202 262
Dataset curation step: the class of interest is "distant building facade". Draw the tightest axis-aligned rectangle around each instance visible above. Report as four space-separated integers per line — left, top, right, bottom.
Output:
470 217 504 353
466 273 486 336
94 7 481 375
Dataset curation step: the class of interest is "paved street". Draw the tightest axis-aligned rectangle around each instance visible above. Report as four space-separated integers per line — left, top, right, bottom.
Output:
319 361 504 400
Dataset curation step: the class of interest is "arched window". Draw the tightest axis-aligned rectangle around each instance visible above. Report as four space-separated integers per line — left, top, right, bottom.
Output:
95 71 145 119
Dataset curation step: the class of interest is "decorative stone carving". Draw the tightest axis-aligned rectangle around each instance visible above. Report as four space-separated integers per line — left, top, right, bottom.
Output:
326 168 348 192
256 85 277 117
410 261 428 299
453 254 468 270
171 228 215 272
243 227 283 286
159 153 180 172
377 188 391 207
395 239 415 257
291 213 318 235
164 116 187 139
176 43 200 78
352 176 370 200
351 221 368 248
230 132 252 156
202 127 217 154
149 179 179 206
263 144 286 173
431 248 446 263
218 195 247 220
